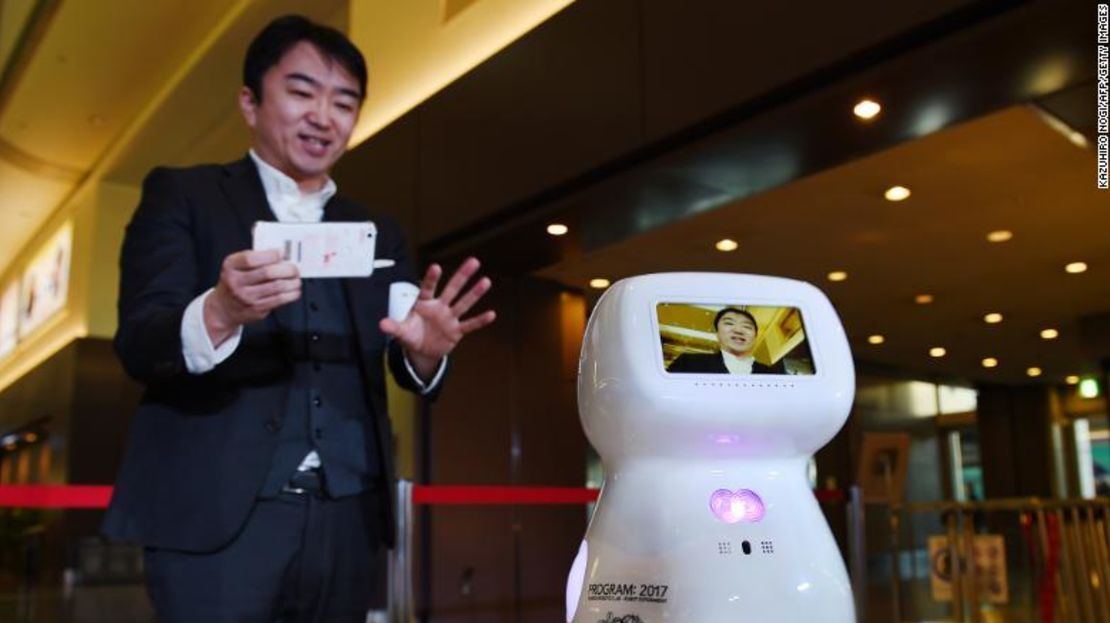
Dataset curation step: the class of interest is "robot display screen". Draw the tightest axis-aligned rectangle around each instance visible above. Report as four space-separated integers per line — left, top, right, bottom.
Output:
658 303 816 375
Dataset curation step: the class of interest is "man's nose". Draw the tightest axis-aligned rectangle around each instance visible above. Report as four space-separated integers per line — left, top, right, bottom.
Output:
306 101 332 129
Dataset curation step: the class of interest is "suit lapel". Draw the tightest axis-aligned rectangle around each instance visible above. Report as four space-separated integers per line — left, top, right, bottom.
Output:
218 157 297 331
219 157 276 241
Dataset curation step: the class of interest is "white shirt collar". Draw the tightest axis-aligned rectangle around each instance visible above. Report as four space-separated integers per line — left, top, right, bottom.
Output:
249 150 337 222
720 350 755 375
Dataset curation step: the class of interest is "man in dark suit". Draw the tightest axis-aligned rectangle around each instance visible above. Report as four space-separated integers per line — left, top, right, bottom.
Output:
102 15 495 622
667 307 785 374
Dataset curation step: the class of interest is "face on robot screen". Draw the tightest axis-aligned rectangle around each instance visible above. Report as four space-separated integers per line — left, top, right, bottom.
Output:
577 273 853 461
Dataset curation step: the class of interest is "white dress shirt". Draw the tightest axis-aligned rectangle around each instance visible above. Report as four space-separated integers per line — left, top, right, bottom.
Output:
721 350 756 375
180 150 445 470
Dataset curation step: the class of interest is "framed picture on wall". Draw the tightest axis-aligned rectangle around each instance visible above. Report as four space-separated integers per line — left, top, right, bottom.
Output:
18 222 72 338
856 432 911 504
0 281 17 359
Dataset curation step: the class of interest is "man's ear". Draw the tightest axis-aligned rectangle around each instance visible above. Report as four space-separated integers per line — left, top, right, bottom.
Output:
238 86 258 128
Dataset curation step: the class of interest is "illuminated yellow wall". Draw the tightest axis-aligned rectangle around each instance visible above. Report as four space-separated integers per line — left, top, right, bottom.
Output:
0 180 140 393
0 195 88 392
85 182 141 339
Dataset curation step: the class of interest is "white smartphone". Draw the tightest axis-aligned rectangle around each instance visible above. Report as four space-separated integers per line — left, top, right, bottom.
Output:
252 221 394 278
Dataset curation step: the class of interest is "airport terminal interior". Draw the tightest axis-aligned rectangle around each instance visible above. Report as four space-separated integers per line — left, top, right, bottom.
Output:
0 0 1106 621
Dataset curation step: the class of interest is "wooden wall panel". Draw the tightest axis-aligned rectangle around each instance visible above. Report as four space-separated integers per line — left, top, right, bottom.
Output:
425 276 517 620
425 277 587 621
69 339 141 486
332 115 422 241
976 383 1053 498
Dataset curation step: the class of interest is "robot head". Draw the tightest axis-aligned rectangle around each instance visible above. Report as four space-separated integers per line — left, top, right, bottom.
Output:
578 273 854 461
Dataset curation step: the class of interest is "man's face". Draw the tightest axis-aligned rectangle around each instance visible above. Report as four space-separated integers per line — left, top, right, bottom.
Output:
716 311 757 356
239 41 361 190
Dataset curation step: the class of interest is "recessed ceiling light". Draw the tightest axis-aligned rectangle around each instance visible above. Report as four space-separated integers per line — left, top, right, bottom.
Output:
915 294 934 305
1065 262 1088 274
981 357 998 368
867 334 885 345
884 185 911 202
589 278 611 289
854 99 881 120
1040 328 1059 340
986 230 1013 243
1026 367 1043 378
715 239 739 252
1066 375 1080 385
1079 378 1101 398
23 432 37 443
984 312 1003 324
929 347 947 358
546 223 568 236
827 271 848 282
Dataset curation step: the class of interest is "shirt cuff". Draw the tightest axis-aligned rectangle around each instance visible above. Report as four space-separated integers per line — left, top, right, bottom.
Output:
181 288 243 374
403 351 447 395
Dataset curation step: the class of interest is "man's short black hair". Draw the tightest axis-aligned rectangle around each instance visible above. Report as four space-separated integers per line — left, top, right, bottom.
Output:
713 307 758 332
243 14 368 102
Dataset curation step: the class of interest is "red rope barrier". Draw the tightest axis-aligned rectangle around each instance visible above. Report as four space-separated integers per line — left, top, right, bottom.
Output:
0 485 847 508
814 488 846 503
0 485 113 509
0 485 605 509
412 485 599 505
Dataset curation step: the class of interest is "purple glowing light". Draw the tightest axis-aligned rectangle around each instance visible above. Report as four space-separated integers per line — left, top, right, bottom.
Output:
709 489 766 523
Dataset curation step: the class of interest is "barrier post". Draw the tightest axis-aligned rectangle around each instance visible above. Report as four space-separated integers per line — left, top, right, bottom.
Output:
888 502 901 623
961 508 980 623
1094 503 1109 620
945 506 965 622
389 480 415 623
847 485 867 623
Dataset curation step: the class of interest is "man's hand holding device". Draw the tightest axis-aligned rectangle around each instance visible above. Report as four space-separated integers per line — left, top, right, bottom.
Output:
233 221 496 380
204 248 301 348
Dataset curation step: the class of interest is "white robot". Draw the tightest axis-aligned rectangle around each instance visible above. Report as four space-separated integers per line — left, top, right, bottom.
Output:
566 273 855 623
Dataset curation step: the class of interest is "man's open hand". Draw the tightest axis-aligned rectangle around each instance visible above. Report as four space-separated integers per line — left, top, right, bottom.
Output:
379 257 496 380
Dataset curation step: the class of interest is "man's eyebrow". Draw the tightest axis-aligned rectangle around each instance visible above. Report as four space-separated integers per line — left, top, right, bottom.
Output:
285 72 361 100
336 87 361 100
285 72 320 88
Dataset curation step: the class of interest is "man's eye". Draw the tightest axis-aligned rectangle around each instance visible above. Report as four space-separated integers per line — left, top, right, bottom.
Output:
291 90 311 98
335 102 355 112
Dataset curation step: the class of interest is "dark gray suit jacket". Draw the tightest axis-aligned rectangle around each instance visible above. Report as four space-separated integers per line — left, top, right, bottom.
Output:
103 157 430 552
667 352 785 374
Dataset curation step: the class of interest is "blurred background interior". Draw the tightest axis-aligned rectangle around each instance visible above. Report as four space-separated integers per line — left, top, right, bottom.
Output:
0 0 1105 621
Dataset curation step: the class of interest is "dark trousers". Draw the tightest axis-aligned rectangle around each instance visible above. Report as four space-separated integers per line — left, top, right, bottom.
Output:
144 490 384 623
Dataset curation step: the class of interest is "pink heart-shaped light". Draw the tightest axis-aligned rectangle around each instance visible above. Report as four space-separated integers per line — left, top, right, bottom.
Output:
709 488 765 523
